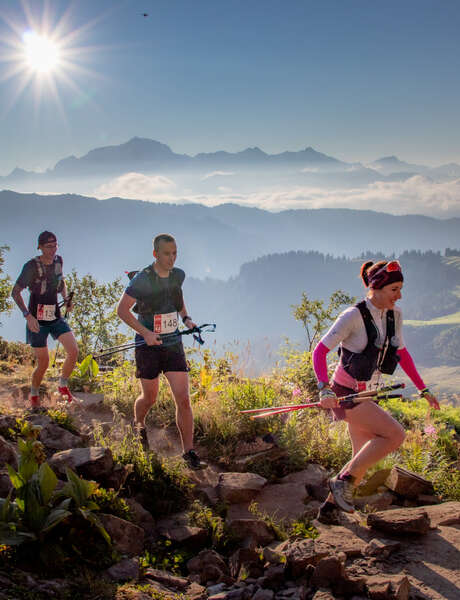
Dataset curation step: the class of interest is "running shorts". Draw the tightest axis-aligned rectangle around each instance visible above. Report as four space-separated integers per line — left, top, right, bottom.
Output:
26 317 71 348
135 342 189 379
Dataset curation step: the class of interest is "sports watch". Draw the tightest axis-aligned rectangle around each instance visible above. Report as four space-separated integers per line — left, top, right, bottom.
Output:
317 381 329 391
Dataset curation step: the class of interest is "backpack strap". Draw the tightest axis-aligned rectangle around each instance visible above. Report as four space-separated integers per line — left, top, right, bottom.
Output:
355 300 378 347
33 255 63 295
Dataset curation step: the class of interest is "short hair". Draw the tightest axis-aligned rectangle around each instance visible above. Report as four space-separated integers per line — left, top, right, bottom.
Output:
153 233 176 252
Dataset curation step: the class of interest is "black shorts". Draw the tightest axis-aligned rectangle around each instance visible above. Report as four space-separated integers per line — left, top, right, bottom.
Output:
135 343 189 380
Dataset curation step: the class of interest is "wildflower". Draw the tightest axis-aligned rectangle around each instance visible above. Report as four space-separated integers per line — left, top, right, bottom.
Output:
423 424 437 437
292 387 302 397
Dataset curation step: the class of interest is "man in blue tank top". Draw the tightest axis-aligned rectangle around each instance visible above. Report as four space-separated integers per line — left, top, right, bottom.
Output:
11 231 78 409
117 233 207 470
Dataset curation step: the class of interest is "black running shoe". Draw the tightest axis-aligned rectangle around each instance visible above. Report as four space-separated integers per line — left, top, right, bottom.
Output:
133 424 149 451
182 449 207 470
316 501 341 525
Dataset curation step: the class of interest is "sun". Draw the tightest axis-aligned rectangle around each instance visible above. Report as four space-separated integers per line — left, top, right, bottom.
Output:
23 31 61 74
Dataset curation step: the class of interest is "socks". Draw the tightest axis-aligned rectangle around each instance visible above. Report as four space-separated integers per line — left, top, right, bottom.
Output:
338 471 356 484
59 377 69 388
31 386 40 396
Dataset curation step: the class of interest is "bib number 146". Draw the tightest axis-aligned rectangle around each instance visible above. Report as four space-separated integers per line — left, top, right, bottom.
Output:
154 312 178 334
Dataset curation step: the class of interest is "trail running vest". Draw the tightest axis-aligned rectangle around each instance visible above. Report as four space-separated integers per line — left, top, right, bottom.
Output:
339 300 400 381
29 255 64 320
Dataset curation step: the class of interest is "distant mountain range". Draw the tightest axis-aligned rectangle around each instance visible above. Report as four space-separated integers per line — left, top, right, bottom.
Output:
1 137 459 188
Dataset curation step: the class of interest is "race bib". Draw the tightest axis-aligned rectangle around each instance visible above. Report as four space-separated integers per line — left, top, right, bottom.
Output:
153 311 178 334
37 304 56 321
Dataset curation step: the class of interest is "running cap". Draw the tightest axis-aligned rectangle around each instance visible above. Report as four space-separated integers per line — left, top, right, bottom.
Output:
368 260 404 289
37 231 57 248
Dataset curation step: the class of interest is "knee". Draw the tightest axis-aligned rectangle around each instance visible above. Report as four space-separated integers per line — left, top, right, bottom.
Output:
36 356 49 371
389 424 406 449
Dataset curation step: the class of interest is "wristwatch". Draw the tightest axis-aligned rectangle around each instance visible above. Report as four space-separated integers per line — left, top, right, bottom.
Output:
23 310 30 318
317 381 329 391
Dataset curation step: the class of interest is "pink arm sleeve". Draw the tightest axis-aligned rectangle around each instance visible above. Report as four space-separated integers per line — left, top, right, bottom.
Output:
312 341 330 383
397 348 426 391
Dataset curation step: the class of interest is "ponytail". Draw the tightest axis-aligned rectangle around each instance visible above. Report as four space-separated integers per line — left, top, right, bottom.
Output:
360 261 374 287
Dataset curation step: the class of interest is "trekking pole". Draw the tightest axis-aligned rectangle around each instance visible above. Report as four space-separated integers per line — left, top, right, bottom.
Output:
52 291 74 368
94 323 217 360
240 383 405 415
249 392 404 419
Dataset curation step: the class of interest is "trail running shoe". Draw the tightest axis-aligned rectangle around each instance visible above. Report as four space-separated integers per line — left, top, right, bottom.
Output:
132 424 149 451
329 473 355 513
316 501 341 525
58 386 75 403
29 394 41 408
182 449 208 470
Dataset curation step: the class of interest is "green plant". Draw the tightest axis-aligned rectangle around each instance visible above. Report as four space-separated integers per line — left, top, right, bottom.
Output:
140 539 192 575
46 408 79 434
187 500 227 550
91 487 132 521
70 354 100 391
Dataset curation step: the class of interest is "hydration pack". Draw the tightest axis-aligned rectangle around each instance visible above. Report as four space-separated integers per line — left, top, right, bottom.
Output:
32 255 64 295
127 265 184 315
339 300 400 381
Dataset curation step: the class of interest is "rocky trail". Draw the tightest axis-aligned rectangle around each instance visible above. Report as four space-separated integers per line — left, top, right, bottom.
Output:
0 384 459 600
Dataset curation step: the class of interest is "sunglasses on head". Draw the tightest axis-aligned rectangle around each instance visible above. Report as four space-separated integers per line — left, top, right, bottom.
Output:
375 260 402 276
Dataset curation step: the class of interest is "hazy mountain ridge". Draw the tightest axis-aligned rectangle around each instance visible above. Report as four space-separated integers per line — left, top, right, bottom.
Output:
2 137 459 184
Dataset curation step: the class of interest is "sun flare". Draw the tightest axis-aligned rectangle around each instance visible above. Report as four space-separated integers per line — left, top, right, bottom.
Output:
23 31 60 74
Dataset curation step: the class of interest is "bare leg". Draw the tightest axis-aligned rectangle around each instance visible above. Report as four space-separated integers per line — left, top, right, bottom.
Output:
57 331 79 379
31 346 49 390
135 378 159 426
342 402 405 485
164 371 193 453
325 420 373 503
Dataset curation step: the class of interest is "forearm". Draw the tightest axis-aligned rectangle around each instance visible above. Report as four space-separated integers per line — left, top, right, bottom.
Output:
312 341 330 383
11 284 28 315
397 348 426 390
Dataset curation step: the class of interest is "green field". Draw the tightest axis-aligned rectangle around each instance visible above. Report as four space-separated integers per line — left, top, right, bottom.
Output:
406 310 460 327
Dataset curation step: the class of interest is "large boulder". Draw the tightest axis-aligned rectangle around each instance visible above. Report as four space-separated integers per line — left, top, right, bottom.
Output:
125 498 155 535
385 466 434 499
367 508 430 535
0 435 18 469
99 514 144 556
226 515 275 546
38 423 82 452
48 446 113 481
274 538 330 578
217 472 267 504
187 549 229 585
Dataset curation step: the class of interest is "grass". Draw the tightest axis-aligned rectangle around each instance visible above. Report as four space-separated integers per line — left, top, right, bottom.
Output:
405 311 460 327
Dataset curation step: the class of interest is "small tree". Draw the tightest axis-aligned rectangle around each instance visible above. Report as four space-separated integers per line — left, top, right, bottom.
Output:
0 245 13 324
65 270 128 358
292 290 355 351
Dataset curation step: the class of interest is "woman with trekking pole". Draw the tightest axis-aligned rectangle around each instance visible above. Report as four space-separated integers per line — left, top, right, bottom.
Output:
312 259 440 524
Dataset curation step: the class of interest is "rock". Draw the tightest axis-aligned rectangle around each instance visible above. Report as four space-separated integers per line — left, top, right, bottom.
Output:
229 548 263 579
367 508 430 535
0 469 13 498
311 590 335 600
305 484 328 502
354 491 394 512
207 583 228 595
315 525 367 557
144 568 189 591
364 538 401 558
125 498 155 535
38 422 82 452
99 513 144 556
253 589 275 600
234 437 275 456
186 581 208 600
75 392 104 409
281 464 329 488
225 516 275 546
258 564 285 589
422 501 460 527
106 558 139 582
162 525 208 545
187 549 229 585
357 469 392 496
385 466 434 499
0 435 18 469
252 481 310 522
276 538 330 577
0 415 17 432
416 493 441 505
104 463 133 490
48 446 113 481
365 575 410 600
217 472 267 503
262 546 284 565
311 556 345 588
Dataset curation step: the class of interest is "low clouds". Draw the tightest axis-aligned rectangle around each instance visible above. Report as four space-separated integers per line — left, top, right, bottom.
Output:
201 171 236 180
93 173 460 218
94 172 176 201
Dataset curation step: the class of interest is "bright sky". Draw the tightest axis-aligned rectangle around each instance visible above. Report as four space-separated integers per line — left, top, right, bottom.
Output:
0 0 460 175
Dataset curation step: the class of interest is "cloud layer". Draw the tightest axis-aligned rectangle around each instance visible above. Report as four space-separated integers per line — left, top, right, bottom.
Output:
93 173 460 218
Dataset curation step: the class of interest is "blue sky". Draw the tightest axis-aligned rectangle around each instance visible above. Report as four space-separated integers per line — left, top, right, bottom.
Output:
0 0 459 175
